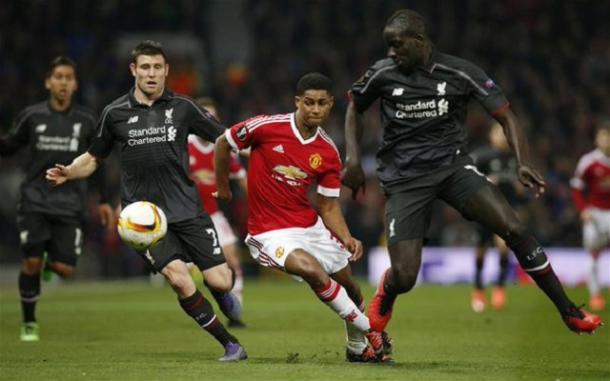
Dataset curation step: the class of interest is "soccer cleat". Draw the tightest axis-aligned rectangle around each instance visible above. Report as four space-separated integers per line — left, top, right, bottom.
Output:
563 305 603 334
381 331 393 355
227 319 247 328
491 287 507 310
368 271 395 332
218 342 248 362
589 294 605 311
366 330 386 359
471 289 486 313
20 322 40 342
346 346 378 363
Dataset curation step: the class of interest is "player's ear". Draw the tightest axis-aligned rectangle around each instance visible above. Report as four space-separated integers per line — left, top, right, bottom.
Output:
294 96 301 108
129 62 137 77
44 77 51 90
328 95 335 110
164 63 169 77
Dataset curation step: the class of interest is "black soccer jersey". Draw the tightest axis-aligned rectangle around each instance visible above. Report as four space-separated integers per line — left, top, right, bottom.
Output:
0 101 97 216
88 88 225 223
351 50 509 188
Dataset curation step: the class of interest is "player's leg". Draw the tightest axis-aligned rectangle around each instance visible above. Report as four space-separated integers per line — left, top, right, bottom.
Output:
211 212 244 306
472 225 489 312
459 184 602 332
16 213 50 341
369 181 436 333
582 210 607 311
45 216 83 279
332 266 392 362
491 235 509 310
145 228 246 361
183 215 244 325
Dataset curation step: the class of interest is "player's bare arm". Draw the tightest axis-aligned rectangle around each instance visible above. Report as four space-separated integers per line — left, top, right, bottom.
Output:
45 151 99 186
213 134 232 201
341 101 366 199
317 194 363 262
493 108 545 197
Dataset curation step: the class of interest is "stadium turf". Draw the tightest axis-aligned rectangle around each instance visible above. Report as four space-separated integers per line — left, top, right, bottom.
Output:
0 278 608 380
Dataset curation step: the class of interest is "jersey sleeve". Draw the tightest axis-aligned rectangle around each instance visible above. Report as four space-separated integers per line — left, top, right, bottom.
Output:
88 106 115 159
228 153 246 179
316 149 342 198
0 108 31 156
186 98 226 142
225 116 265 151
570 155 590 191
350 66 383 113
461 61 509 115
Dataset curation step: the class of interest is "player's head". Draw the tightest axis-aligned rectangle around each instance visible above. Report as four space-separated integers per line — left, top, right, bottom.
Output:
45 56 78 103
196 97 219 120
130 40 169 98
383 9 431 72
295 72 334 129
489 122 510 151
595 120 610 154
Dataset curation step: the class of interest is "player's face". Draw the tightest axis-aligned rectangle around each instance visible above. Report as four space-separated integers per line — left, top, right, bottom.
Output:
596 129 610 154
383 26 427 72
295 90 334 128
45 65 77 103
130 54 168 98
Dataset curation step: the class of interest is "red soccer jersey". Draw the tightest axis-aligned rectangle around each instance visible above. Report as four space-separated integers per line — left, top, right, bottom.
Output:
188 135 245 215
225 113 342 235
570 149 610 212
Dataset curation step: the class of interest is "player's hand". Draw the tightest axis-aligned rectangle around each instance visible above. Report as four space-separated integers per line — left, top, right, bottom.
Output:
341 163 365 200
45 164 70 186
344 237 363 262
580 209 592 223
98 203 115 232
517 164 545 198
212 188 232 202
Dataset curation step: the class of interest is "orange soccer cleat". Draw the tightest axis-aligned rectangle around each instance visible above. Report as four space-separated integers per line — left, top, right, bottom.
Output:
471 289 486 313
589 293 605 311
368 270 395 332
491 287 507 310
563 305 603 334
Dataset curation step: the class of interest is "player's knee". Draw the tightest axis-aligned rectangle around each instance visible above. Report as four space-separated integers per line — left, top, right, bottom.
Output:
390 267 417 293
21 258 43 275
52 263 75 278
162 267 192 294
290 252 326 286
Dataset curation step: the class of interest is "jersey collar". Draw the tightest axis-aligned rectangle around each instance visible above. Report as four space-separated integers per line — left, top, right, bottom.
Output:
128 87 173 108
290 113 319 145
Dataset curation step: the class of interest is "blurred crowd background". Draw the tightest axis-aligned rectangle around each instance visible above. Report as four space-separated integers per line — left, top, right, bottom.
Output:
1 0 609 278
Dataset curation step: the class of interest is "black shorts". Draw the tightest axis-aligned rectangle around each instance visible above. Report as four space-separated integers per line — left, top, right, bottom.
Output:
142 214 225 272
384 156 492 245
17 213 84 266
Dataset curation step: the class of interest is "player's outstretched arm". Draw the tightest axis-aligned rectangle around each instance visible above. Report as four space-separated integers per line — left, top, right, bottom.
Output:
317 194 363 262
213 134 232 202
493 107 545 197
45 151 99 187
341 101 366 200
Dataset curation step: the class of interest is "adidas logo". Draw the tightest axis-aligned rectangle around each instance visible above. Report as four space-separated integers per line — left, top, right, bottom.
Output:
273 144 284 153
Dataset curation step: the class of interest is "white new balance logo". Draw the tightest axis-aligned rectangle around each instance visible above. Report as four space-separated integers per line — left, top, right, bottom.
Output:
273 144 284 153
392 88 404 96
127 116 139 124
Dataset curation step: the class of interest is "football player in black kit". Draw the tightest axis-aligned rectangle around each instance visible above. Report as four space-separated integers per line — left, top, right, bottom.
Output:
46 41 247 362
0 56 114 342
341 9 602 340
469 123 530 313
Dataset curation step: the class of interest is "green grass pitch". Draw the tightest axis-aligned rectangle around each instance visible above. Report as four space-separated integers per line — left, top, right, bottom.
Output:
0 279 608 380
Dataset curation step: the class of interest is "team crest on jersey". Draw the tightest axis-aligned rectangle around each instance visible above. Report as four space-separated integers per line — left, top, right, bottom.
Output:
165 108 174 124
275 246 284 259
236 126 248 141
273 165 308 180
309 153 322 169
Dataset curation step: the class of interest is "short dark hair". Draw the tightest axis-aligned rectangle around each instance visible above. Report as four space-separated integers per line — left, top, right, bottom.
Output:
597 119 610 133
131 40 167 64
195 97 216 109
46 56 76 78
296 72 333 95
385 9 427 37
